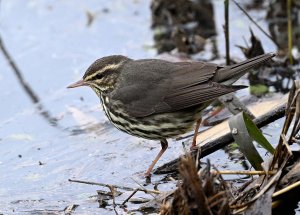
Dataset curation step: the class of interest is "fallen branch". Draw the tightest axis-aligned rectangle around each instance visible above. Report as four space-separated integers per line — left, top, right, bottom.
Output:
155 103 286 174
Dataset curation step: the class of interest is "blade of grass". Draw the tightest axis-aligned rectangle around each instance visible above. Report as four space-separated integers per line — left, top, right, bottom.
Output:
287 0 293 65
242 112 275 154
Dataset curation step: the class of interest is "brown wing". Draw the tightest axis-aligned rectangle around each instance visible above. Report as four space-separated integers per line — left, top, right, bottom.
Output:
110 59 245 117
154 82 246 113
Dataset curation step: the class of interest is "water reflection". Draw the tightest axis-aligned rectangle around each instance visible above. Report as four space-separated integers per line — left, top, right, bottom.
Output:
0 36 58 127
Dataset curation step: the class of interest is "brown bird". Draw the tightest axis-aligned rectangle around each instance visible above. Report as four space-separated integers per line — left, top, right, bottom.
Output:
67 53 275 178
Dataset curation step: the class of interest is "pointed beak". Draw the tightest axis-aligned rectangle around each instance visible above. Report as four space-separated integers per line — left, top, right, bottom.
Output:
67 79 87 88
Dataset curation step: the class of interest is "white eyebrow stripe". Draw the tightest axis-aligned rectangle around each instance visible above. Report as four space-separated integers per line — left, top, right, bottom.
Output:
85 61 124 81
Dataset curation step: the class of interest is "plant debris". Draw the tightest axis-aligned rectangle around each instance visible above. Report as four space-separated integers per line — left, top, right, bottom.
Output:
158 81 300 214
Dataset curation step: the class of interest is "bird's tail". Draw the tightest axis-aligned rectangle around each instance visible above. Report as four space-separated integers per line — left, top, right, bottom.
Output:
214 52 276 85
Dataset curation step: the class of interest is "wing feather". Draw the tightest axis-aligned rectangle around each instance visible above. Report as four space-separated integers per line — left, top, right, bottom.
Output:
110 59 244 117
154 82 246 113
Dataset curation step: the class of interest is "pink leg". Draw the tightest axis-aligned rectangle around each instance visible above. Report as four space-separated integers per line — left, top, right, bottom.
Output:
191 118 202 150
145 139 168 178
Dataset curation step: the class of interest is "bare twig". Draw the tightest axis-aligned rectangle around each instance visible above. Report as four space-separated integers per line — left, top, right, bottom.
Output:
69 179 134 191
120 186 161 206
211 170 276 175
130 177 160 196
120 177 163 207
69 178 160 194
121 189 140 206
280 134 293 157
224 0 230 65
232 0 278 47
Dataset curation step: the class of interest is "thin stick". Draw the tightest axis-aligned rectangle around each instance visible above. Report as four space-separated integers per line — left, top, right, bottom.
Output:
272 181 300 198
69 179 134 191
211 170 276 175
69 178 160 194
287 0 293 64
280 134 293 157
121 186 162 207
224 0 230 65
232 0 278 47
108 186 118 215
130 177 160 196
121 189 139 206
231 140 291 210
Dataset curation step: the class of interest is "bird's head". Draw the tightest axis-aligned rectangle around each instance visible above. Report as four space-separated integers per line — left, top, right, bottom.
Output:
67 55 130 95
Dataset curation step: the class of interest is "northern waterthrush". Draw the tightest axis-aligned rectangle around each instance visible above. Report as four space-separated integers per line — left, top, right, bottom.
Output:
68 53 275 177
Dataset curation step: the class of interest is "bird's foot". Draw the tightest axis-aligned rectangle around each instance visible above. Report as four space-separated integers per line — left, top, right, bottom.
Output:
190 139 199 151
144 172 152 184
190 144 199 151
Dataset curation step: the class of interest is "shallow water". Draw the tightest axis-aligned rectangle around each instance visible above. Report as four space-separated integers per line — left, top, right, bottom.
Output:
0 0 294 214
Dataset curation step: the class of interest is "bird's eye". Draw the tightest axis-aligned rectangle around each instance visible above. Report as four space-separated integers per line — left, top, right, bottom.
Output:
95 73 104 79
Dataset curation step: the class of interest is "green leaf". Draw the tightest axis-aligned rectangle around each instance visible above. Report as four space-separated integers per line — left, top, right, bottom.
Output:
242 112 275 154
